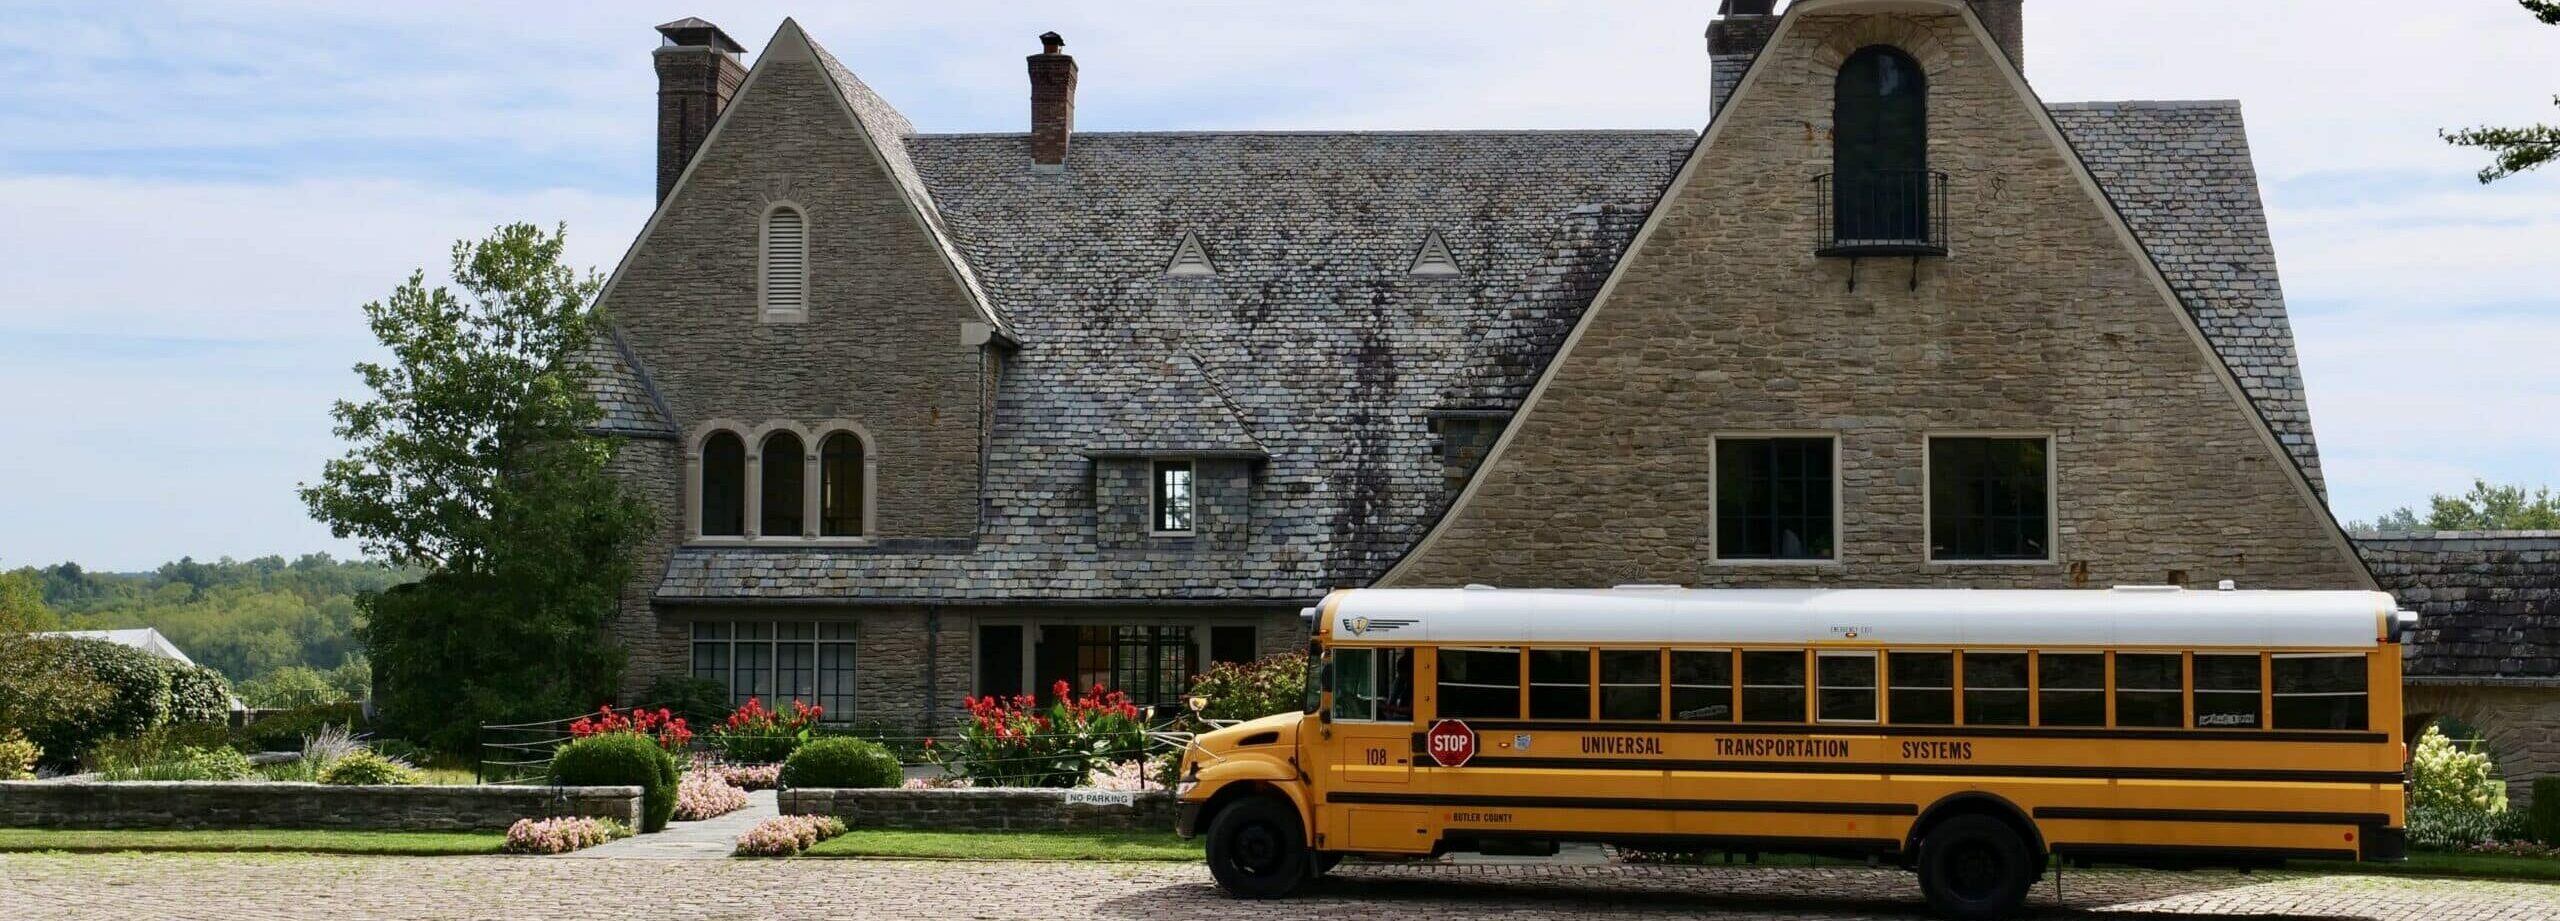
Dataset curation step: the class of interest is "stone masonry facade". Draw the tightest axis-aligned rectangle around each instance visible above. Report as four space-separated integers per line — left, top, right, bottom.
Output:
1387 10 2366 592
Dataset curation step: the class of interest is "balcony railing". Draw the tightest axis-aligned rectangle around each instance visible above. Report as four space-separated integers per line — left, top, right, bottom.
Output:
1815 169 1949 257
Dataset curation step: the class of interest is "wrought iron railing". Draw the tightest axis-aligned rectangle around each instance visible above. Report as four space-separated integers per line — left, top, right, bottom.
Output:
1815 169 1949 256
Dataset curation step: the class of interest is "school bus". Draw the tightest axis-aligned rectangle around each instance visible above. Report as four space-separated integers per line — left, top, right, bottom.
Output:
1174 586 2412 920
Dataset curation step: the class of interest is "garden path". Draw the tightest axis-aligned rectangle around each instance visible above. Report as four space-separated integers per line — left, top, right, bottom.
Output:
568 789 776 859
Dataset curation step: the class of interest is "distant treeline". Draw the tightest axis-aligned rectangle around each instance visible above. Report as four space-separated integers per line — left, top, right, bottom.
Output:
13 555 416 695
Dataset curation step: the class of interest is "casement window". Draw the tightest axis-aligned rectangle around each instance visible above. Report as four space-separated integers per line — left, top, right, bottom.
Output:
1929 436 2052 561
690 620 854 720
1714 436 1837 562
982 622 1258 708
691 424 873 543
2272 654 2368 730
1887 651 1954 725
760 431 806 537
1151 460 1195 534
1816 651 1878 723
1670 650 1734 722
2037 653 2106 727
1599 650 1663 721
2114 653 2185 728
1960 652 2029 726
819 432 866 537
761 204 808 321
2193 654 2262 729
1436 647 1522 720
1740 650 1807 723
699 431 747 537
1529 649 1593 720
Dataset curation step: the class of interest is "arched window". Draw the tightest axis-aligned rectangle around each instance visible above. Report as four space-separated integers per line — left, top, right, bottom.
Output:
760 431 805 537
819 432 866 537
762 205 808 319
1833 46 1928 242
700 431 746 536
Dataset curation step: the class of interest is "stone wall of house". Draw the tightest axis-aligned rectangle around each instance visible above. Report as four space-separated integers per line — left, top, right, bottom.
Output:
2406 683 2560 811
612 440 692 697
1389 10 2365 592
778 787 1178 832
0 782 641 831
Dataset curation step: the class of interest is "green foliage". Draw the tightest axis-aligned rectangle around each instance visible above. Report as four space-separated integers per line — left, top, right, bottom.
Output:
0 728 37 779
301 223 648 754
237 701 367 752
166 665 234 724
2356 480 2560 535
318 749 421 786
2534 777 2560 846
643 675 733 728
1184 653 1308 724
2413 725 2508 813
549 733 679 832
93 724 255 782
2443 2 2560 182
0 635 112 762
14 638 172 762
780 737 903 790
34 556 408 690
0 569 58 632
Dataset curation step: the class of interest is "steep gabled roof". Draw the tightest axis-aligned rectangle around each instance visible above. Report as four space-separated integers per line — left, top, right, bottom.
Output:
571 331 676 438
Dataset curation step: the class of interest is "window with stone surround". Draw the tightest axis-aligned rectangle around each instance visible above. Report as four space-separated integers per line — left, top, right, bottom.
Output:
760 430 805 537
700 431 747 536
1151 460 1195 534
1927 436 2052 562
690 620 855 720
1714 436 1837 562
819 431 866 537
690 424 874 543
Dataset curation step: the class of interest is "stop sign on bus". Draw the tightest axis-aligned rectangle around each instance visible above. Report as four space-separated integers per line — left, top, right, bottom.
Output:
1425 719 1476 768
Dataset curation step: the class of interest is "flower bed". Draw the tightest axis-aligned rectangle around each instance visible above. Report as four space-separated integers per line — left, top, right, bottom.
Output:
674 769 749 821
924 682 1145 788
733 814 847 857
715 762 780 791
503 816 631 854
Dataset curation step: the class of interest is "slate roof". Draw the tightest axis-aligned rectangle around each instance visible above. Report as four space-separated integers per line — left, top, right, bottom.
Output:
573 332 675 438
2361 533 2560 679
632 78 2333 602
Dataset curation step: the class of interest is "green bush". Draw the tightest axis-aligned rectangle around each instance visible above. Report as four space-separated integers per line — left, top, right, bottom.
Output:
96 743 254 782
643 675 732 728
2532 777 2560 846
318 749 421 786
166 665 234 724
0 728 37 779
549 733 678 832
238 701 366 751
2410 802 2504 849
2411 725 2506 812
1184 653 1307 725
22 638 173 762
779 737 902 790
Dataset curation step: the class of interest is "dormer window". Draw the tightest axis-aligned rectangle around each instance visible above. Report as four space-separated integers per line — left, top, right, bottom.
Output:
761 203 809 320
1818 46 1945 256
1165 232 1216 276
1152 460 1195 534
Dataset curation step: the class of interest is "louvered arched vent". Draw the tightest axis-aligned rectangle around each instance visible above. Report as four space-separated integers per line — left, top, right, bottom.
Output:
762 205 809 320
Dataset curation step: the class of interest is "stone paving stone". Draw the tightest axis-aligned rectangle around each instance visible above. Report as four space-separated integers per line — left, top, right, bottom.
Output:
4 855 2555 920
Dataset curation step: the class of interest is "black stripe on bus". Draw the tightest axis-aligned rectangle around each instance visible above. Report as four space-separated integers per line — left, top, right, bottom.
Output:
1439 756 2403 785
1439 720 2387 745
1328 791 1918 816
2051 842 2360 863
2034 806 2392 827
1458 829 1903 856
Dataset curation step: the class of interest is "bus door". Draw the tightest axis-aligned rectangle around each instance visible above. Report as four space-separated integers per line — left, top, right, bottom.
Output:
1326 646 1419 788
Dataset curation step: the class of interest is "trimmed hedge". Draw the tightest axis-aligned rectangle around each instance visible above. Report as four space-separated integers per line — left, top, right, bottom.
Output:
166 665 234 725
549 733 679 832
22 638 172 761
779 737 901 790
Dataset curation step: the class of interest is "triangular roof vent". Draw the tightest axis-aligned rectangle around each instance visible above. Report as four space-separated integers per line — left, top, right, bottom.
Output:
1165 232 1216 276
1409 231 1461 276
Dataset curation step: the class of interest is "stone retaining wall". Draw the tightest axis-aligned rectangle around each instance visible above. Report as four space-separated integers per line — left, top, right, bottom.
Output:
777 787 1178 832
0 782 643 831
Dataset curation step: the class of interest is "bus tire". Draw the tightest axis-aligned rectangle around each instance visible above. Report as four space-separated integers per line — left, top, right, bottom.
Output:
1916 813 2034 921
1314 852 1344 876
1205 796 1312 899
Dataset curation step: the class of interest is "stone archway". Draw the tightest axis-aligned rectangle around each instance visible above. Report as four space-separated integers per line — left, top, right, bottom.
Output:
2405 682 2560 811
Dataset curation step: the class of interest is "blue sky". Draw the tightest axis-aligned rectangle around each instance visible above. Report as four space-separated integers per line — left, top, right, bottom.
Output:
1 0 2556 571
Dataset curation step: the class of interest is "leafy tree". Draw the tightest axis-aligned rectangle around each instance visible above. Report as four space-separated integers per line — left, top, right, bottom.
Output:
2353 479 2560 534
299 223 648 753
0 570 58 633
2443 1 2560 181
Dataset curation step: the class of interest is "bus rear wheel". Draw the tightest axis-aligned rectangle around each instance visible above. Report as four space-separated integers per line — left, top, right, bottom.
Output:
1916 813 2034 920
1205 796 1312 899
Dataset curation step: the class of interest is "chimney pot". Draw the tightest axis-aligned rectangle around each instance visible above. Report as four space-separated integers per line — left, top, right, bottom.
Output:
1027 32 1078 170
1705 4 1780 120
1968 1 2025 72
653 17 748 203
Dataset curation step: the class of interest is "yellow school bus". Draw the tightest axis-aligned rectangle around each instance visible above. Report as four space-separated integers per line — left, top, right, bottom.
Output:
1175 586 2412 920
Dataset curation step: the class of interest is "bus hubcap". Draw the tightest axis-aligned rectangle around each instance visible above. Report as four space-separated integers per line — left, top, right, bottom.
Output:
1234 823 1282 874
1949 842 2000 898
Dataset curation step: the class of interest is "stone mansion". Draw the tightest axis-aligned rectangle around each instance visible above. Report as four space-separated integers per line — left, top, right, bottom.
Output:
577 1 2559 794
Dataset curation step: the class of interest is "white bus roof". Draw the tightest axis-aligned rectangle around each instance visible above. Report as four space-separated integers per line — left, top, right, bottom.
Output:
1321 587 2404 649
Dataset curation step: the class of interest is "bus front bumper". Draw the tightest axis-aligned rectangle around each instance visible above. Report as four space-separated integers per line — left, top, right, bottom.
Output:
1176 803 1204 839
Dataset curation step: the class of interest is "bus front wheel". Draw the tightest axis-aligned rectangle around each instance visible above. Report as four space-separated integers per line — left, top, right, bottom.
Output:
1205 796 1312 899
1915 813 2034 920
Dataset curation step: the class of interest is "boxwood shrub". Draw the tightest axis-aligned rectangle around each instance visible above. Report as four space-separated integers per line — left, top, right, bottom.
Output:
2533 777 2560 845
318 749 421 786
779 737 901 789
549 732 679 832
166 665 234 725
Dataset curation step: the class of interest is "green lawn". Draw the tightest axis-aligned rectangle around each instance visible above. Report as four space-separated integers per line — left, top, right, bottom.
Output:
800 829 1203 862
2295 850 2560 883
0 828 506 856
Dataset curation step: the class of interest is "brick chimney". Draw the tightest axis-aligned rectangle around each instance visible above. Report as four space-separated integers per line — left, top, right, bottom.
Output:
1027 32 1078 170
654 18 748 203
1968 1 2025 72
1706 1 1779 120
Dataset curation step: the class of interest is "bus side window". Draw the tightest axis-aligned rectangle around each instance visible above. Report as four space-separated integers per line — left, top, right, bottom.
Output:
1438 647 1522 720
1816 651 1878 723
1380 648 1416 722
1671 650 1733 722
1530 648 1593 719
1600 650 1663 720
2113 653 2184 728
1962 652 2029 726
2037 653 2106 727
1332 648 1377 721
2194 654 2262 729
1741 650 1807 723
1887 651 1954 724
2272 654 2367 730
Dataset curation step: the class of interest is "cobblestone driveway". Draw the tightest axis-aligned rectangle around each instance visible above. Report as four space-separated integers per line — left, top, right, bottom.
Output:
3 855 2553 920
